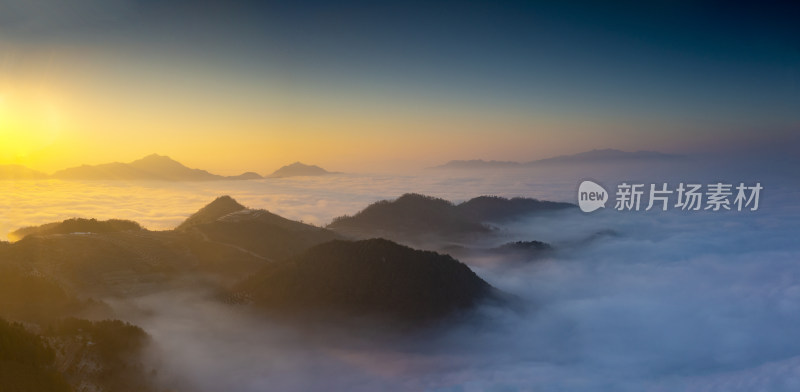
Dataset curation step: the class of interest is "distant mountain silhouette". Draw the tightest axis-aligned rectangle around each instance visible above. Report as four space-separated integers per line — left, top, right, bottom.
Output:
532 148 682 164
432 159 521 169
433 149 682 169
0 164 49 180
237 238 497 323
494 240 553 253
267 162 333 178
435 159 521 169
10 218 143 241
227 171 263 180
51 154 259 181
328 193 574 245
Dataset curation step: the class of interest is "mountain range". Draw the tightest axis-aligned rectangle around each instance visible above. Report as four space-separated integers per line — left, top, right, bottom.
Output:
327 193 575 246
0 164 49 180
0 192 567 325
0 154 335 181
433 149 683 169
0 190 583 391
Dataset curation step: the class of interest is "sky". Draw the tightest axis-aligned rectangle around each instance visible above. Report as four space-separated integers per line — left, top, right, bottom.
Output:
0 1 798 174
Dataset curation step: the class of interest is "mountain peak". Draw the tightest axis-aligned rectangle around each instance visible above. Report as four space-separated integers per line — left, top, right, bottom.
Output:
130 154 184 168
176 195 247 230
207 195 245 209
268 162 332 178
52 154 224 181
137 153 174 162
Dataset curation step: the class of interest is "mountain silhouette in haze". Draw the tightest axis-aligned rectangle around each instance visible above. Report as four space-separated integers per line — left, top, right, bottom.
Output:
0 157 342 181
267 162 333 178
533 148 682 164
10 218 143 242
328 193 574 245
237 238 497 323
0 164 49 180
50 154 259 181
227 171 263 180
431 159 521 169
179 196 340 260
434 149 682 169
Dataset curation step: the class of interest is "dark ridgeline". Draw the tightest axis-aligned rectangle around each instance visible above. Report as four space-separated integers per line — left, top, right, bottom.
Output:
493 240 553 253
0 194 559 312
10 218 143 241
327 193 574 244
328 193 489 239
457 195 575 222
237 238 497 324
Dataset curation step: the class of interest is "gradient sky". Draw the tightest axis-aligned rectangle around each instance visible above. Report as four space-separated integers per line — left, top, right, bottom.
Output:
0 1 798 173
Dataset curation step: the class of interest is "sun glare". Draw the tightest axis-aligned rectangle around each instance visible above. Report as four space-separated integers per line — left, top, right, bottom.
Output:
0 90 62 165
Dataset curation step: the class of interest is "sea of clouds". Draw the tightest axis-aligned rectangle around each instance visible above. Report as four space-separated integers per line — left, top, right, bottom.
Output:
2 156 799 391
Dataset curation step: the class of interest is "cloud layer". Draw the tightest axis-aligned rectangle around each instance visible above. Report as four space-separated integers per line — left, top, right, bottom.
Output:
4 160 799 391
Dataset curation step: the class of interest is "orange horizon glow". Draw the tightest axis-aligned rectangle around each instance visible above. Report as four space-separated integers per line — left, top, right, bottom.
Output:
0 49 723 175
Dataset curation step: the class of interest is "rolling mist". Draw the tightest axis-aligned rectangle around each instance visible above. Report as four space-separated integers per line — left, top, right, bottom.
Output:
3 154 798 391
115 187 800 391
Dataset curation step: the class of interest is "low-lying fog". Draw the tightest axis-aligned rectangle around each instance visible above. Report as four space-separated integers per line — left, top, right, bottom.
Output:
4 155 800 391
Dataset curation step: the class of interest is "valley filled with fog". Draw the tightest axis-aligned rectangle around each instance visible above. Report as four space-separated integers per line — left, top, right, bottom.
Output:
2 158 799 391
